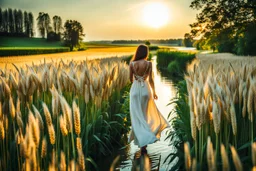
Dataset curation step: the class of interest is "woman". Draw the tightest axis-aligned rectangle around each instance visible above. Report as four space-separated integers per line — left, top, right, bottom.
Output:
129 45 169 152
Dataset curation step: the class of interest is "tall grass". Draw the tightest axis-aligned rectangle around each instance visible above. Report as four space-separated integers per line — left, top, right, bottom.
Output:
0 57 130 170
156 50 196 77
167 57 256 170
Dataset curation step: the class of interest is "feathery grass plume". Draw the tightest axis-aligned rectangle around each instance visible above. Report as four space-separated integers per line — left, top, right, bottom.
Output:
184 142 191 171
207 137 216 171
190 110 197 140
60 95 72 132
73 100 81 136
230 102 237 136
221 144 230 171
212 101 220 134
60 151 66 171
90 84 95 100
0 120 5 140
48 124 56 145
247 86 254 121
76 137 82 151
42 102 52 127
242 88 247 118
252 143 256 166
41 137 47 158
9 96 16 119
78 150 86 171
230 145 243 171
9 72 18 89
16 114 24 130
33 105 44 132
29 113 40 147
59 115 68 136
50 87 59 119
239 80 243 107
0 77 11 98
16 98 20 114
84 84 90 103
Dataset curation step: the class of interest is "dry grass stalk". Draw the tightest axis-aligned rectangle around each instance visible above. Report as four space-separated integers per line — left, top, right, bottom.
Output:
252 143 256 166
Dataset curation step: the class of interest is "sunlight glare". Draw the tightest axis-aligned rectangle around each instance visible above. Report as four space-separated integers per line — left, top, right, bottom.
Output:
143 2 169 28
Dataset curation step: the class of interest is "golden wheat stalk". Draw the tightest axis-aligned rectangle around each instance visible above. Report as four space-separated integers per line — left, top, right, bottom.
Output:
73 101 81 136
42 102 52 127
59 115 68 136
41 136 47 158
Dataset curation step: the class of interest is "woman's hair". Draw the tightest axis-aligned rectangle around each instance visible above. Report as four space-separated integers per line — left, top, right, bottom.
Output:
131 45 149 61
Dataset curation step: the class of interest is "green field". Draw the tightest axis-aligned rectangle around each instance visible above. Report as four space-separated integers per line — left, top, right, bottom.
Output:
0 36 64 47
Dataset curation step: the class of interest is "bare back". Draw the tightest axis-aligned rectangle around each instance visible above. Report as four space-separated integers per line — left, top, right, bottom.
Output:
130 60 151 78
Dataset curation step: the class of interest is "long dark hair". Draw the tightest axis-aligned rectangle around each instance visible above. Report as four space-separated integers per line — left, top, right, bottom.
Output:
131 45 149 61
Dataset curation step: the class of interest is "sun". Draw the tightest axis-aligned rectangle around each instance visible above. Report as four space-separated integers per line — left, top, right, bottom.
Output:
143 2 169 28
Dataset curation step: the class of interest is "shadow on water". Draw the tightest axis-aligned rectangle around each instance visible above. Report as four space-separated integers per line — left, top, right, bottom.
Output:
99 55 179 171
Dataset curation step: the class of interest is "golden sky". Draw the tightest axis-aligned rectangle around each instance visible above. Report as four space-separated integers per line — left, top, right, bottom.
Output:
1 0 198 41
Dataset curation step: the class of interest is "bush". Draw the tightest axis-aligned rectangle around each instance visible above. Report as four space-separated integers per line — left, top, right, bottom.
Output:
167 61 180 74
157 50 196 72
148 46 159 51
0 47 70 56
47 31 61 41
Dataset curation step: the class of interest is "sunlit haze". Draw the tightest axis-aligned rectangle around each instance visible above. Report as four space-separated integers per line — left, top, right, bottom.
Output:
1 0 197 41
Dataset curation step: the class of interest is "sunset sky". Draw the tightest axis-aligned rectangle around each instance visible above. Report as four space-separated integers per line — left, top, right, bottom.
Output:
1 0 198 41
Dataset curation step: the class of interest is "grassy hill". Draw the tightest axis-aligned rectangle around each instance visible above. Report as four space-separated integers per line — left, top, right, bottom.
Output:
0 36 64 47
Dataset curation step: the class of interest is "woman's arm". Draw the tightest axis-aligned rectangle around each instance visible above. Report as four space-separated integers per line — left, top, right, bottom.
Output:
129 63 133 83
148 62 158 99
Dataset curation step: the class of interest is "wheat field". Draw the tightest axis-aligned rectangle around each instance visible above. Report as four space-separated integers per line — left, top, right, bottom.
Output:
0 57 130 170
184 53 256 170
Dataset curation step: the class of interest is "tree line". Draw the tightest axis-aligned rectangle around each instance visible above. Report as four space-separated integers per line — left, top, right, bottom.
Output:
0 7 85 51
112 39 183 45
0 8 34 37
186 0 256 56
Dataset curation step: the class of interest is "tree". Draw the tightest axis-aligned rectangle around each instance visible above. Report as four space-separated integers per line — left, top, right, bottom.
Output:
182 33 194 47
8 8 15 33
17 10 23 34
145 40 151 46
37 12 51 38
53 15 62 34
28 12 34 37
63 20 85 51
189 0 256 54
24 11 29 36
0 8 3 32
3 9 8 32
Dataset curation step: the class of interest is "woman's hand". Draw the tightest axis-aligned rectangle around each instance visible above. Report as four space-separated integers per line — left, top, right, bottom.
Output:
153 93 158 100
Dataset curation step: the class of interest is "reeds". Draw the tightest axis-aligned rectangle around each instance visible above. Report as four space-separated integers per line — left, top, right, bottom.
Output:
0 57 130 170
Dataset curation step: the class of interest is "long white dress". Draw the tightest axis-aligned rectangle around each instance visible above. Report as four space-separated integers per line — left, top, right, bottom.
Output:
129 61 170 148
